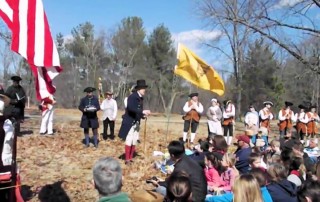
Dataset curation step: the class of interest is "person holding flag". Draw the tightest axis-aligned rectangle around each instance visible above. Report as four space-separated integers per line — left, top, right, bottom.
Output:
182 93 204 145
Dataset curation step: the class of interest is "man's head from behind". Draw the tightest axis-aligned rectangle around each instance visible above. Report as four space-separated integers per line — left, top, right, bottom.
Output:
93 157 122 196
168 141 185 161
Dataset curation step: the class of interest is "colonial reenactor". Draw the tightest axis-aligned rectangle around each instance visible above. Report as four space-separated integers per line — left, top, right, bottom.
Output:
295 104 309 142
100 91 118 140
118 79 151 165
182 93 204 144
259 101 274 131
306 105 320 138
4 76 26 135
78 87 100 148
244 105 259 144
206 98 223 136
39 95 56 135
222 99 235 145
278 101 296 138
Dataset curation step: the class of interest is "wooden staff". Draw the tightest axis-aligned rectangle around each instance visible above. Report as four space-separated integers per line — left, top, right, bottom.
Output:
143 118 147 154
97 77 104 141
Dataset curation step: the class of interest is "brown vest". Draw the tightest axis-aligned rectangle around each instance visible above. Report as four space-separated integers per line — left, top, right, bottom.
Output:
260 109 272 129
307 112 318 134
296 112 307 134
278 109 293 131
184 101 201 122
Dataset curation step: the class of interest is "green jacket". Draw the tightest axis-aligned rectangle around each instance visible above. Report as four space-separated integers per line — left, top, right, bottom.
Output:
98 192 131 202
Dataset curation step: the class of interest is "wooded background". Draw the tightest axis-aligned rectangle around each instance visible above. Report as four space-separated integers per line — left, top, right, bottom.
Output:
0 0 319 119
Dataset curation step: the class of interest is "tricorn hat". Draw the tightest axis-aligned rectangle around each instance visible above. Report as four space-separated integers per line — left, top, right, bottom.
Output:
134 79 148 90
285 101 293 107
298 104 306 109
83 87 96 93
188 93 198 98
263 101 273 106
11 76 22 82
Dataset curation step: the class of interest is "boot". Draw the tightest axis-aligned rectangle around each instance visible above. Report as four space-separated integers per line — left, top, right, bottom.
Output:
93 135 98 148
85 134 89 147
125 145 131 164
130 145 136 162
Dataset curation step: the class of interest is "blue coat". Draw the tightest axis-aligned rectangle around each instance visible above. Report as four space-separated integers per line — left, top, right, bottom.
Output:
78 95 100 129
205 186 273 202
235 147 252 174
118 92 144 140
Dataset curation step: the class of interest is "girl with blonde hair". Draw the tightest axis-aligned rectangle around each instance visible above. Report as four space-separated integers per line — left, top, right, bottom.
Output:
232 174 263 202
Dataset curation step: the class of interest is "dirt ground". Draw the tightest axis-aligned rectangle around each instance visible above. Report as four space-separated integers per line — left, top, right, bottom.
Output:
15 108 278 201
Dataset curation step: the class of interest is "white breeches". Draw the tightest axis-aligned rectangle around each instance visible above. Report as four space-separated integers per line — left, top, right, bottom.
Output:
125 123 140 146
40 109 54 134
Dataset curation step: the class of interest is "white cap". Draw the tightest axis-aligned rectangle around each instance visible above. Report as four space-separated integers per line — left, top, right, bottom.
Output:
211 98 217 103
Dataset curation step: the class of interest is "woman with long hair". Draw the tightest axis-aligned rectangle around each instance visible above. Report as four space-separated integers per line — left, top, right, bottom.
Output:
233 174 263 202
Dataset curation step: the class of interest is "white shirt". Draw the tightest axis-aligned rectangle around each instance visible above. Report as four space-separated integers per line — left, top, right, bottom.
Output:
100 98 118 121
245 111 259 126
183 101 204 114
259 107 273 120
223 104 235 119
278 109 296 122
295 112 309 123
124 97 128 108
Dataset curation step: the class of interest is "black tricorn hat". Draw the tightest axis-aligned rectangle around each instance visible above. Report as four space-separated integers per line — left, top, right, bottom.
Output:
285 101 293 107
298 104 306 109
188 92 199 98
83 87 96 93
134 79 148 90
310 104 317 109
11 76 22 82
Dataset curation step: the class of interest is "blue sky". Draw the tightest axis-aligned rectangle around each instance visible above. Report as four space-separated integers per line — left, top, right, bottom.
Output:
42 0 223 67
42 0 319 77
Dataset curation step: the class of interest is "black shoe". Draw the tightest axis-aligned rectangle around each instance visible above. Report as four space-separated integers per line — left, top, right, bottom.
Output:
109 135 115 140
137 140 141 144
40 133 46 135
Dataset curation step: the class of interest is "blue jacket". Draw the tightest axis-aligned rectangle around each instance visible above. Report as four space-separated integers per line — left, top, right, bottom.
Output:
78 95 100 129
267 179 298 202
235 147 251 174
118 92 144 140
205 187 273 202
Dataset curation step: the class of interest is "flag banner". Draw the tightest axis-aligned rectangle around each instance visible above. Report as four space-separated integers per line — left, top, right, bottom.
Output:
0 0 62 100
174 43 225 96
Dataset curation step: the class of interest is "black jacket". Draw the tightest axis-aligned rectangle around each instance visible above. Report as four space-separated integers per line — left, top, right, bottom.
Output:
173 155 207 202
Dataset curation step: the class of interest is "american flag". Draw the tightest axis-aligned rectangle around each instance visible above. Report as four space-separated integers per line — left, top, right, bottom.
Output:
0 0 62 100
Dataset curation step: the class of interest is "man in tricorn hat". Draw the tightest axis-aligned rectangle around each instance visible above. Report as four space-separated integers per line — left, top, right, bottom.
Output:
222 99 235 145
78 87 100 148
182 92 203 145
259 101 274 131
4 76 26 135
295 104 309 142
100 91 117 140
118 79 151 165
278 101 295 138
306 104 320 138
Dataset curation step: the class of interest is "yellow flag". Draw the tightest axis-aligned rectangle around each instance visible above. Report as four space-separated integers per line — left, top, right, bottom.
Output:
174 43 225 96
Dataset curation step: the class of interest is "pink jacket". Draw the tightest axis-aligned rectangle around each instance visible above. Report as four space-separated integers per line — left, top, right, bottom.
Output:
204 166 223 187
219 168 237 191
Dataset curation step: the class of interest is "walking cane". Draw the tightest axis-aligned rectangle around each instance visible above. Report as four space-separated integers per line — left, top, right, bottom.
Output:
143 118 147 154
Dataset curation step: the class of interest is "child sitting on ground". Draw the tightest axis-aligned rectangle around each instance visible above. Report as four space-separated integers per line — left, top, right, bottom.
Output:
204 152 224 194
210 153 239 194
249 152 267 171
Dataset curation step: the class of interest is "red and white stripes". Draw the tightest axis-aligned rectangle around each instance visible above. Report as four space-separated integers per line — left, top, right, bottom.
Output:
0 0 62 100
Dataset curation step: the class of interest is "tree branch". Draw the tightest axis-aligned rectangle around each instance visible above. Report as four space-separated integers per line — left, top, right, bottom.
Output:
262 16 320 34
231 18 320 73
